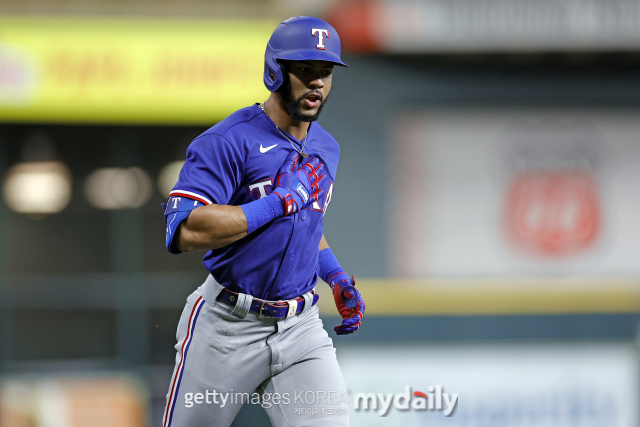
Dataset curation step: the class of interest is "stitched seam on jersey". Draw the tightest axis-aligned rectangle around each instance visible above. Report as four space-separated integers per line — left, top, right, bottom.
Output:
215 133 246 195
163 296 206 427
189 133 246 194
196 110 258 165
200 106 262 140
213 133 244 168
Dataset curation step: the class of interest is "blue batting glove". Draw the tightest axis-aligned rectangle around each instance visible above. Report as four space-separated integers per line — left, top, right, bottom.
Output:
331 274 365 335
273 152 326 215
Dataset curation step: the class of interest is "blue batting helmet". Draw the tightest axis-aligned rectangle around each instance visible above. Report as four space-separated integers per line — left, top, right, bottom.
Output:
264 16 349 92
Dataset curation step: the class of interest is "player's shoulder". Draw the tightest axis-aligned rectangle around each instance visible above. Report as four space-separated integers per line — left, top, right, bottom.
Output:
313 122 340 152
191 104 263 149
310 122 340 180
205 104 263 137
312 122 341 161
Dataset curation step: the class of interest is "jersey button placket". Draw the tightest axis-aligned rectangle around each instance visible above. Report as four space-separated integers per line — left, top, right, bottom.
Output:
291 250 296 258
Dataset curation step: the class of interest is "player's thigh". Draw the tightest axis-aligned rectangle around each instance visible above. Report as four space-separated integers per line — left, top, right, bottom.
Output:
261 345 350 427
163 293 273 427
166 389 247 427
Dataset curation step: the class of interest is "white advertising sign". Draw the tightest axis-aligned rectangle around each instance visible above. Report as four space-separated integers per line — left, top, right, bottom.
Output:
339 342 639 427
375 0 640 52
390 109 640 277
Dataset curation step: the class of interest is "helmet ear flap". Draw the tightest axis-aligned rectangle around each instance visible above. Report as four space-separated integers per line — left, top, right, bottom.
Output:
274 60 291 93
263 47 285 92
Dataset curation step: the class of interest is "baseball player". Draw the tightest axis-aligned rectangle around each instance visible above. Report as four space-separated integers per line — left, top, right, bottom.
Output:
161 16 365 427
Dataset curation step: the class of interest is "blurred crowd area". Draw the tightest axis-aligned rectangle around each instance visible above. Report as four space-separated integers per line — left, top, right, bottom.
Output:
2 1 640 426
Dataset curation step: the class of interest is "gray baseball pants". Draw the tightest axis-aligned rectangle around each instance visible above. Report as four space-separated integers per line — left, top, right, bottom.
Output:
162 275 349 427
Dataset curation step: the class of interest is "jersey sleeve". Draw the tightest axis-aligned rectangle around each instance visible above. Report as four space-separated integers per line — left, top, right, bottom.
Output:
163 133 244 254
169 134 245 206
163 197 206 254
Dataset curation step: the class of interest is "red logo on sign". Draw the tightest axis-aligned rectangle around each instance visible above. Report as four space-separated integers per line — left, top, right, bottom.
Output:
504 171 600 256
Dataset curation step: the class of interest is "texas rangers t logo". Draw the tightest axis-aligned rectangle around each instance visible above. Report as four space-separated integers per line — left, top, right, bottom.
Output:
312 29 329 50
248 179 273 199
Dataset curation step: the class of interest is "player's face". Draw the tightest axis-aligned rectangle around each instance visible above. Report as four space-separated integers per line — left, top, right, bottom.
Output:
280 60 334 122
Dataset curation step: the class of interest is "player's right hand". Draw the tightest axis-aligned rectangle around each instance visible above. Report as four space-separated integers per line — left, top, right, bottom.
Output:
331 275 366 335
273 151 326 215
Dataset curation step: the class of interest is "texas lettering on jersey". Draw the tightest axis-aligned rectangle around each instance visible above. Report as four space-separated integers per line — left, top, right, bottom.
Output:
248 178 333 217
166 104 340 301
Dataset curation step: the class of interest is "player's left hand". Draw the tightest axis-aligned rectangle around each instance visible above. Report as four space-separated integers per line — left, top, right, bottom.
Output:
292 157 326 210
274 151 326 214
331 274 365 335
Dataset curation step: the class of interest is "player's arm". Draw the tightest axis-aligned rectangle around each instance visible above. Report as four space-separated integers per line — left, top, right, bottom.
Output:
166 151 326 253
318 234 366 335
176 205 248 252
319 233 330 251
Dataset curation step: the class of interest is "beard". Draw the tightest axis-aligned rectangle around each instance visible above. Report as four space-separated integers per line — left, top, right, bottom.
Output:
279 81 329 122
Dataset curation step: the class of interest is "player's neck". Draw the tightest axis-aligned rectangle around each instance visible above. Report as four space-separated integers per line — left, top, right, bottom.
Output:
264 96 310 142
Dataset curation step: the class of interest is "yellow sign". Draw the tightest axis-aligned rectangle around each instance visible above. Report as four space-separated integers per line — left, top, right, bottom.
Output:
0 16 275 124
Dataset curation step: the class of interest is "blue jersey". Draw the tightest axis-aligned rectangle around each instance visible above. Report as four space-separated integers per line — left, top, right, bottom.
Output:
166 104 338 300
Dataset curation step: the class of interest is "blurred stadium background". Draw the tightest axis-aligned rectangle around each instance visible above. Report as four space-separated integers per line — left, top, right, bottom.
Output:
2 0 640 426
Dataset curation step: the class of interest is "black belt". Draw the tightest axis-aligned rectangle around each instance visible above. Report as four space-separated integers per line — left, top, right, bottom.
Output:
217 287 319 319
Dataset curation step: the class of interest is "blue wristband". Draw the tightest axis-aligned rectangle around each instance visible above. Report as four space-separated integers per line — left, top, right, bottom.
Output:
241 193 285 234
318 248 348 286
